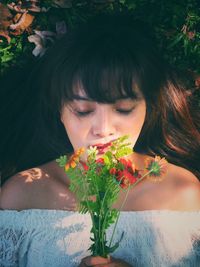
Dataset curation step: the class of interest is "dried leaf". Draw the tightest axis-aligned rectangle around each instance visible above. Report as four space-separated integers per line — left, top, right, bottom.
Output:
0 3 13 43
9 13 35 35
195 76 200 88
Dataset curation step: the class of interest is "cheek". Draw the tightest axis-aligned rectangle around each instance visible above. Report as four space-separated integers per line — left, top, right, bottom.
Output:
64 122 77 138
135 108 146 131
61 114 89 150
124 105 146 144
126 107 145 132
63 122 82 150
61 110 80 135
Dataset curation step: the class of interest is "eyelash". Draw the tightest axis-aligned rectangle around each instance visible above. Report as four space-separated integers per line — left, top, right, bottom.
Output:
75 108 135 117
75 111 93 117
116 108 135 114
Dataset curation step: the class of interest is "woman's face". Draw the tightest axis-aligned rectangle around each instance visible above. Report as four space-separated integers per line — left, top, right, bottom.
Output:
61 90 146 159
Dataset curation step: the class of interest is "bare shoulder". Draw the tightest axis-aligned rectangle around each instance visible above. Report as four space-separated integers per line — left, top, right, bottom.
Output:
0 161 56 210
166 164 200 211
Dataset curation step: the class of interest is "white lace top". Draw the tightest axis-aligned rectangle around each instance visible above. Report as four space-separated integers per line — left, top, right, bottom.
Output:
0 210 200 267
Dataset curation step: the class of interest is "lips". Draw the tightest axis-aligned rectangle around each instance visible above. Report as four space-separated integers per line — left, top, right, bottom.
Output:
91 141 113 154
93 142 111 149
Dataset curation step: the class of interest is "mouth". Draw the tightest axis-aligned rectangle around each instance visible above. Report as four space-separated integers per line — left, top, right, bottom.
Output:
90 140 114 154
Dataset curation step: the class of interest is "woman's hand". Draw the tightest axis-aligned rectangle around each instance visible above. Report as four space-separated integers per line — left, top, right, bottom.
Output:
79 256 133 267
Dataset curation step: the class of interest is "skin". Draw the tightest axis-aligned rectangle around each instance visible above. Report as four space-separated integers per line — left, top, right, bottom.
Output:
1 91 200 267
79 256 132 267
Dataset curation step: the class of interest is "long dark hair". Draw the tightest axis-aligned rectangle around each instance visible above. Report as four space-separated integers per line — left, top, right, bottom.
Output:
1 12 200 184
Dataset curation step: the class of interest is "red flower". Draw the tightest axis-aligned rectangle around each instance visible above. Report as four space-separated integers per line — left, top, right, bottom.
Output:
109 167 117 175
118 158 135 173
94 158 105 174
187 31 195 40
116 169 137 189
109 157 142 188
96 158 105 164
80 161 89 171
119 158 131 167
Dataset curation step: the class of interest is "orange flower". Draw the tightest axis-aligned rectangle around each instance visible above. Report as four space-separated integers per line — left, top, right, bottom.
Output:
76 147 85 156
145 156 168 182
65 148 85 171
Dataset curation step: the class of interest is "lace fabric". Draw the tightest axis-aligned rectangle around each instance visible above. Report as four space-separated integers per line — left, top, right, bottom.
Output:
0 210 200 267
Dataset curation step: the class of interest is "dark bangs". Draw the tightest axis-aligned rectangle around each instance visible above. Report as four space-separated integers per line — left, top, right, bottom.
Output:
70 48 141 103
55 43 142 106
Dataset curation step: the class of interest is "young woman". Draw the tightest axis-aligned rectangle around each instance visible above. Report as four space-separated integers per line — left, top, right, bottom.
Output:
0 13 200 267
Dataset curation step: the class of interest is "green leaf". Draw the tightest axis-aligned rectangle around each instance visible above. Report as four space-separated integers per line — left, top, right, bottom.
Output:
107 242 119 253
107 231 124 254
56 155 67 167
168 34 183 48
102 154 110 166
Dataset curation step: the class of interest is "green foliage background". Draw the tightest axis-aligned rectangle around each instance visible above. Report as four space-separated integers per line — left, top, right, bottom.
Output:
0 0 200 89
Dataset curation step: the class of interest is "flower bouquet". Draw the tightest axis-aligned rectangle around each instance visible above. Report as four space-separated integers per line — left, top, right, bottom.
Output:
56 135 167 258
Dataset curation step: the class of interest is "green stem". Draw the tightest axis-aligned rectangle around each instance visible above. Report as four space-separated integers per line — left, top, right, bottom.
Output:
109 169 153 248
81 168 99 255
99 171 114 256
90 163 105 255
100 185 110 253
99 168 121 256
100 209 110 256
108 184 130 248
129 169 152 189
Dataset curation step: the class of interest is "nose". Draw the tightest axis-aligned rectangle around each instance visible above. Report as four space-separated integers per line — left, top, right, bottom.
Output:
92 107 115 138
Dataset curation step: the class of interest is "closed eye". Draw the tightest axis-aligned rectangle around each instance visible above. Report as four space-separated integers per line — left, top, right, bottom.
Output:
116 108 135 114
75 110 94 117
